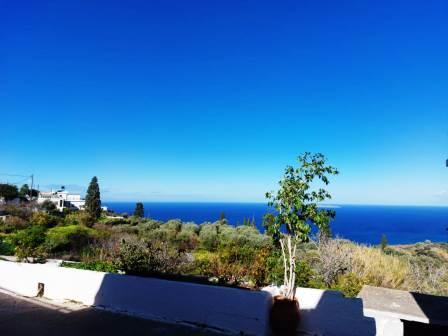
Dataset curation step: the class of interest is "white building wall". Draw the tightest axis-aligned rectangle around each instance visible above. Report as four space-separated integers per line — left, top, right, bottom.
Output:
37 191 85 211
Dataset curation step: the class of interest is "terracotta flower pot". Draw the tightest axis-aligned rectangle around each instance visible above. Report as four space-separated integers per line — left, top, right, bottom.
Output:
270 294 300 335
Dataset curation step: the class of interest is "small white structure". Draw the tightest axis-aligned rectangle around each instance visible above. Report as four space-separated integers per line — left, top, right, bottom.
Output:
37 190 85 212
358 285 448 336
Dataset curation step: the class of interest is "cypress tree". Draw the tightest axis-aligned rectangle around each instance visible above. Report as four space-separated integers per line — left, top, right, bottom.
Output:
219 211 227 225
380 234 388 251
85 176 101 220
134 202 144 218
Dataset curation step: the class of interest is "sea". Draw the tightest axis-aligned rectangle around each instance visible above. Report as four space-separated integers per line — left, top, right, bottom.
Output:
103 202 448 245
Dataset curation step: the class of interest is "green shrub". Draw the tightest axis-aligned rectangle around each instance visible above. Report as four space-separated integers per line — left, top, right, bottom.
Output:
198 223 221 251
3 205 32 220
39 200 58 214
265 250 320 288
101 217 131 226
0 184 19 201
191 250 218 277
11 225 47 262
332 273 364 297
61 261 119 273
182 223 200 234
115 240 149 275
64 211 94 227
265 250 284 285
191 248 248 284
111 224 139 235
142 227 171 242
195 224 273 286
116 239 190 276
135 220 161 237
175 229 199 251
141 221 179 241
30 212 60 227
219 225 271 249
165 219 182 233
248 248 272 287
0 236 15 255
192 243 271 287
45 225 97 254
0 216 28 233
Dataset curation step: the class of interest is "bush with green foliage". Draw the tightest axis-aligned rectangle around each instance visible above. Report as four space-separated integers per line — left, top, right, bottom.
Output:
136 219 161 233
3 205 32 220
39 200 59 214
0 216 28 233
265 249 324 289
219 225 271 249
64 211 95 227
198 223 222 251
11 225 47 262
191 224 273 286
0 184 19 201
139 219 196 251
192 245 272 287
174 227 199 251
100 217 131 226
61 260 119 273
30 212 60 227
115 239 190 276
331 273 365 297
115 240 149 275
45 225 97 256
0 235 15 255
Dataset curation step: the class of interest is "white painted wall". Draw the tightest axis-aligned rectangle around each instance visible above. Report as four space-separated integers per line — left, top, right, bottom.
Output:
37 191 85 211
0 260 384 335
262 285 376 336
296 287 376 336
0 260 271 335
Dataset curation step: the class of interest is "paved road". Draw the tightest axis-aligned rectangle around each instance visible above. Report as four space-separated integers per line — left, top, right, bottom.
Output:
0 291 219 336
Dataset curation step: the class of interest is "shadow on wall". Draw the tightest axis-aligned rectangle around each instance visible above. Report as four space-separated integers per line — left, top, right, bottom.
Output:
92 274 378 336
93 273 272 335
298 290 376 336
0 258 382 336
404 292 448 335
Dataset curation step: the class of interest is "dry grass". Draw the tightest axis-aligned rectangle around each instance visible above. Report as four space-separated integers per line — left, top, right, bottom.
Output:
349 244 410 289
313 239 448 296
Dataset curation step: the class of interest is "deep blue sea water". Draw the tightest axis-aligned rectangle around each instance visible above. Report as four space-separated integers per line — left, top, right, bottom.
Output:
103 202 448 245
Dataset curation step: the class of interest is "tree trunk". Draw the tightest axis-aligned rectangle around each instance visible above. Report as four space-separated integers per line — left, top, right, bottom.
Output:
280 236 298 300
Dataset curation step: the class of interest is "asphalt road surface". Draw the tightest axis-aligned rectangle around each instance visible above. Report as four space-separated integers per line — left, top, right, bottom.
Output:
0 291 219 336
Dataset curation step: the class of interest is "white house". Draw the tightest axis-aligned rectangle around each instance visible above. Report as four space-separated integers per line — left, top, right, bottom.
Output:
37 190 85 212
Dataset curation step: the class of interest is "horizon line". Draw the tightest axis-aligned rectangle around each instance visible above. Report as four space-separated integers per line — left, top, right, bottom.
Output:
101 200 448 208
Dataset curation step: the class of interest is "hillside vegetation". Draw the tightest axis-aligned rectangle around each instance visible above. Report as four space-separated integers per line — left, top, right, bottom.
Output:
0 205 447 297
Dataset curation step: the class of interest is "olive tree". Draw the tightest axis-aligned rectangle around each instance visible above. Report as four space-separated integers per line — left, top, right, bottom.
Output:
266 152 338 300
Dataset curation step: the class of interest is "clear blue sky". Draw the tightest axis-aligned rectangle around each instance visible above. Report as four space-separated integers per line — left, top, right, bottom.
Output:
2 1 448 205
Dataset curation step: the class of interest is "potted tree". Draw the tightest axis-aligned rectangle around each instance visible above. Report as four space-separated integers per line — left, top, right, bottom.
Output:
265 152 338 335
